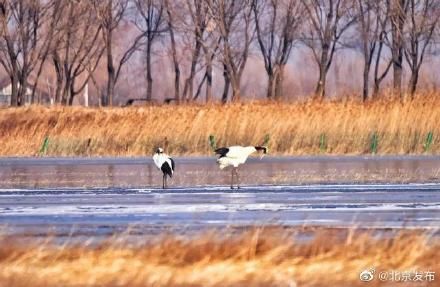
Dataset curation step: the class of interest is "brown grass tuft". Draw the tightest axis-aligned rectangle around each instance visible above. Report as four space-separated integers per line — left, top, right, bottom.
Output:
0 227 438 286
1 93 440 156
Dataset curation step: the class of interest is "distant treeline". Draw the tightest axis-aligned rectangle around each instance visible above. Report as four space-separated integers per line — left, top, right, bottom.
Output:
0 0 439 106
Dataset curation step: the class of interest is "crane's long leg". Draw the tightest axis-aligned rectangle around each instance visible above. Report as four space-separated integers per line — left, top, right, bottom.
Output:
230 168 234 189
236 168 240 189
162 174 166 189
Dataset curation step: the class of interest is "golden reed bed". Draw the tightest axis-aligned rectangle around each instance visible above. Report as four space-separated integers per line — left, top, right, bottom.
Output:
1 94 440 156
0 228 438 287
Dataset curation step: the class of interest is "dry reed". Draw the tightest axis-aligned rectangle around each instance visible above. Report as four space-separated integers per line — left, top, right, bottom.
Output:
1 93 440 156
0 227 438 287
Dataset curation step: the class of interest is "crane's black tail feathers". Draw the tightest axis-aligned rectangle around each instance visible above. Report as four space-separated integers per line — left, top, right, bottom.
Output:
215 147 229 158
161 161 173 178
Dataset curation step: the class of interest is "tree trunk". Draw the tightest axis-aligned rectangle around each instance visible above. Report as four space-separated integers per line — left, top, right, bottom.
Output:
408 45 419 99
10 75 18 107
274 65 284 100
55 78 63 104
231 76 240 102
146 40 153 102
106 28 115 106
315 49 329 100
362 52 370 102
166 5 180 104
373 60 392 99
205 60 212 103
182 40 201 103
222 64 230 104
18 75 28 106
62 84 68 105
55 74 64 105
231 85 240 102
315 69 326 100
173 61 180 104
408 64 419 98
31 58 47 104
391 0 406 99
107 67 115 106
68 81 75 106
193 74 206 101
392 51 403 98
372 35 392 99
19 65 30 105
52 53 66 105
62 75 72 105
266 70 275 99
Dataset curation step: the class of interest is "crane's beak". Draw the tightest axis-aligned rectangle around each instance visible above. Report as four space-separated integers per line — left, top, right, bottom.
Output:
259 146 268 159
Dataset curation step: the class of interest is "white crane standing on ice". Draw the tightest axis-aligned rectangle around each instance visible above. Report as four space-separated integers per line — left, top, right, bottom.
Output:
153 147 175 189
215 145 267 189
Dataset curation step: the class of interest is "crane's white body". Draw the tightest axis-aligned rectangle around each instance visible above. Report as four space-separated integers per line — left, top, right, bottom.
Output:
153 152 174 176
217 146 257 169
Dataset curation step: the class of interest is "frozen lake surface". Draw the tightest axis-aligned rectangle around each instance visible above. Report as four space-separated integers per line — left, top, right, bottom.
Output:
0 157 440 237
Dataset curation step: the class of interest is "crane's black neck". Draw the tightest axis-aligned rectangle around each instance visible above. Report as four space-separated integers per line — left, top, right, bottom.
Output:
255 146 267 154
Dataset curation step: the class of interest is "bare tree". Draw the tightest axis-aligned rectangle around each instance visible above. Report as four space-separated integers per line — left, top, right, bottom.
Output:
51 0 105 105
0 0 54 106
198 19 220 103
179 0 208 103
93 0 123 106
94 0 149 106
187 19 221 103
404 0 440 97
253 0 303 99
356 0 377 101
31 0 65 105
134 0 167 102
207 0 254 103
301 0 357 99
389 0 409 98
164 0 181 103
370 0 393 98
184 6 222 103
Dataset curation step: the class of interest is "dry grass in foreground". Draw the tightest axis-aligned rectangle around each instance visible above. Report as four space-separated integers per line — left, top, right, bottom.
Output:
1 93 440 156
0 227 438 287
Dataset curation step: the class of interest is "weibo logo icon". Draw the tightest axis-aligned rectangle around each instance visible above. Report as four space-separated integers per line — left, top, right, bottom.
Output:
359 268 375 282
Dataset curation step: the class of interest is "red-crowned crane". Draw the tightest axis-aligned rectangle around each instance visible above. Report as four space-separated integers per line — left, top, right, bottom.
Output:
215 145 267 189
153 147 175 189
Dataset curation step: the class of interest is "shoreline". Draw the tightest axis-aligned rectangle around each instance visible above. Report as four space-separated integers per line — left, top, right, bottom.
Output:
1 154 440 161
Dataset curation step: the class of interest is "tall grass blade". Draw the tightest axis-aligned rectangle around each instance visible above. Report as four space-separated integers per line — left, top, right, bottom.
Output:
370 132 378 154
319 133 327 153
423 131 433 152
39 137 49 156
209 135 216 151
